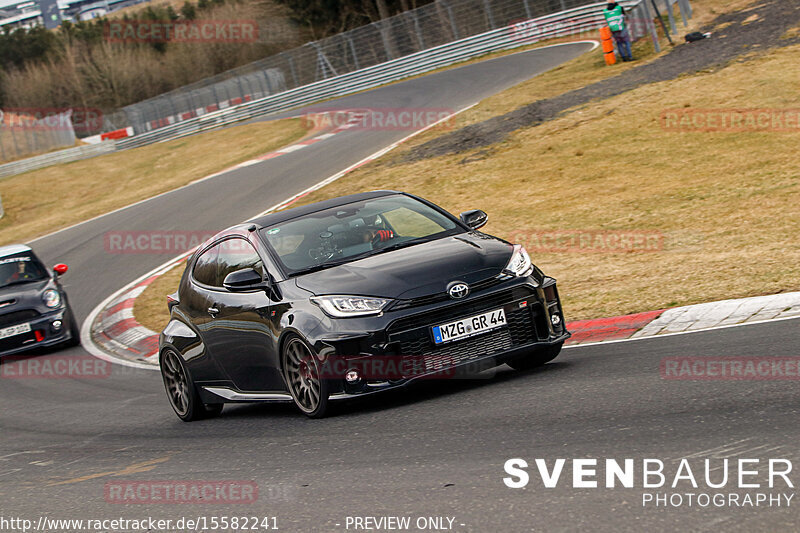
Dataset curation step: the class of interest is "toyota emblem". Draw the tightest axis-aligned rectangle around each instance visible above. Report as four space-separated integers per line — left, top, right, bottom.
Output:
447 282 470 299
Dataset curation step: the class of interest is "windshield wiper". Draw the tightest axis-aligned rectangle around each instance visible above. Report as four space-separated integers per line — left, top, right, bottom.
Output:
374 237 431 253
290 257 355 277
290 238 433 277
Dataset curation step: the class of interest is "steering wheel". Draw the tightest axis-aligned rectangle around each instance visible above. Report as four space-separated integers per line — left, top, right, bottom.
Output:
308 231 336 263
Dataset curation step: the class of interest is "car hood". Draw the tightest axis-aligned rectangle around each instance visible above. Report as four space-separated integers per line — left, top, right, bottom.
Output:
294 233 513 299
0 279 54 312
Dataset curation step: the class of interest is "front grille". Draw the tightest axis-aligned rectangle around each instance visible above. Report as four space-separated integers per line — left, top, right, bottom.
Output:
409 329 514 372
0 310 40 328
387 286 536 334
508 304 540 345
389 288 550 373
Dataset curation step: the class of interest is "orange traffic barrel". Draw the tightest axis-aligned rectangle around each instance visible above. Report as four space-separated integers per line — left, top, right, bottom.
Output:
600 26 616 65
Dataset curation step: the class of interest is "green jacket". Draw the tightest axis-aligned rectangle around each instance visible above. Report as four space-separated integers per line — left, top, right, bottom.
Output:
603 4 626 32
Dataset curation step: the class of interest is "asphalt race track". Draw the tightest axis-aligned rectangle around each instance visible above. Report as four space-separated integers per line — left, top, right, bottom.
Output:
1 41 799 532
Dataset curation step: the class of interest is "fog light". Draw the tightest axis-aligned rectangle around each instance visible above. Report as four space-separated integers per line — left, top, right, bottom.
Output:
550 314 561 327
51 320 62 331
345 369 360 383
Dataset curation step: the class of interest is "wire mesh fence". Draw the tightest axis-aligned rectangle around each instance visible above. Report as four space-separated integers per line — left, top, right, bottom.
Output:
117 0 645 135
3 0 688 148
117 68 287 134
0 109 77 163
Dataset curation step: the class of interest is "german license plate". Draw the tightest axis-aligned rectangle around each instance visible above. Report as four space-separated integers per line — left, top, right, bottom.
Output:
431 308 506 345
0 322 31 340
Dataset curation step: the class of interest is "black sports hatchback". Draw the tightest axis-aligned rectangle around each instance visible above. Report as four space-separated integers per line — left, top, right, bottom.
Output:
159 191 569 420
0 244 79 357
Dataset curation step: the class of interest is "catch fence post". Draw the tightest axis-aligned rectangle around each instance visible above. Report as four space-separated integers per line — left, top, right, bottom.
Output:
641 0 661 53
664 0 677 34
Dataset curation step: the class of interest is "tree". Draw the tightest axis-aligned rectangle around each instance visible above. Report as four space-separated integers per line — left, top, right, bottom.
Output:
180 1 197 20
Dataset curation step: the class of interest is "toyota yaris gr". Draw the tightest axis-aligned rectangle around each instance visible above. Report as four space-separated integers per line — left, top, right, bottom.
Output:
159 191 569 420
0 244 79 357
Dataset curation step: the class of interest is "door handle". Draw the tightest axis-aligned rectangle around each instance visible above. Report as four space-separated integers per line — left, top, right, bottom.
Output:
207 307 219 317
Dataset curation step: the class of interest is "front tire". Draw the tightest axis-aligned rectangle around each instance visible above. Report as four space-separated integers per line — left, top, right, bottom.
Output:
282 335 330 418
507 342 563 371
65 308 81 347
160 348 223 422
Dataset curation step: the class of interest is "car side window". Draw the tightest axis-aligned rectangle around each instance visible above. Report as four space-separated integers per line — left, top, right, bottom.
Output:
217 239 263 287
192 239 264 288
192 245 219 286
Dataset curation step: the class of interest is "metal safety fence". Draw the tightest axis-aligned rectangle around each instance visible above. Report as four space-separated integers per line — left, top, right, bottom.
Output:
0 0 692 180
119 69 287 135
118 0 692 149
0 109 77 163
0 141 116 179
117 0 691 139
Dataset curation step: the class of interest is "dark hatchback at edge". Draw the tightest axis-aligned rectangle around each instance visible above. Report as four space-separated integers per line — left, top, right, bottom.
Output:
159 191 569 420
0 244 79 357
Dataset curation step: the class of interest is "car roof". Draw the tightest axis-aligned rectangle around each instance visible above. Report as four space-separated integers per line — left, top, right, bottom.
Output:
0 244 32 258
249 190 402 228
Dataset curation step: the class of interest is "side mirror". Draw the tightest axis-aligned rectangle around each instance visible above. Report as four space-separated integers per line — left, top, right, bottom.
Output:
53 263 69 276
459 209 488 230
223 268 267 292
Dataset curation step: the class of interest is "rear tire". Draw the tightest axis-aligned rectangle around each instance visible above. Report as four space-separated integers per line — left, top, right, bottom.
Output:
160 348 222 421
507 342 563 371
282 335 330 418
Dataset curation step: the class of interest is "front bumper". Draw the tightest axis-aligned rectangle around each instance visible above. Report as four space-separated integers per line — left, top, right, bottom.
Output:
0 308 75 357
313 277 570 397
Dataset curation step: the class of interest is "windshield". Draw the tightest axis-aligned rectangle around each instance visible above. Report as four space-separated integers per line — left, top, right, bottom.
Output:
260 195 462 275
0 253 48 288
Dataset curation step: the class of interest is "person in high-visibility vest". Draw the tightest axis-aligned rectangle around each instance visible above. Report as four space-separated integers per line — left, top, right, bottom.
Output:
603 2 633 61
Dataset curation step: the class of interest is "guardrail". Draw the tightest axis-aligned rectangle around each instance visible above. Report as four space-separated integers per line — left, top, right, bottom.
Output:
0 141 116 179
0 0 691 182
118 0 680 150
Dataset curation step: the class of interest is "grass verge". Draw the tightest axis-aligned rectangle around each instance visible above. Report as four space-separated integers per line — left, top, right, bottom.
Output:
135 0 773 328
0 118 309 246
380 0 747 150
293 42 800 320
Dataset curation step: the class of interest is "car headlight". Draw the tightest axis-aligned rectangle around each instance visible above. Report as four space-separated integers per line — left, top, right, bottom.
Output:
311 295 392 317
503 244 534 278
43 289 62 309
